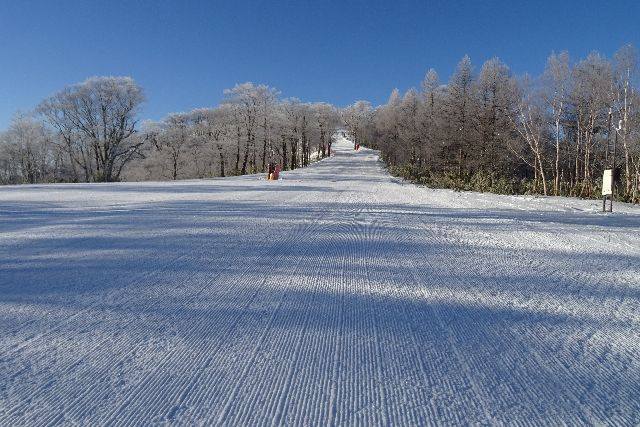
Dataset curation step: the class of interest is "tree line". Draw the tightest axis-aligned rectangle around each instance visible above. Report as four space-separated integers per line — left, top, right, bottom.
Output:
0 80 340 184
344 45 640 203
2 45 639 204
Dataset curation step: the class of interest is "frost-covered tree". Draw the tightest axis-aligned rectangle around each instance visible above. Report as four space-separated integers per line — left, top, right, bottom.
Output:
612 45 638 197
443 55 477 176
195 106 234 178
541 51 571 195
418 69 442 166
509 76 551 195
223 83 280 174
474 57 518 174
0 115 53 184
311 103 340 158
150 113 192 180
120 83 331 181
281 98 304 170
37 76 145 182
568 52 613 195
354 45 639 201
343 101 373 149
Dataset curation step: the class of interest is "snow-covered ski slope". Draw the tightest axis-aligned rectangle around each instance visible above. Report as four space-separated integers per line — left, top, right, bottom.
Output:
1 136 639 426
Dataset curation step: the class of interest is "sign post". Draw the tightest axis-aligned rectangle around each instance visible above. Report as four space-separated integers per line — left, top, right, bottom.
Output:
602 169 613 212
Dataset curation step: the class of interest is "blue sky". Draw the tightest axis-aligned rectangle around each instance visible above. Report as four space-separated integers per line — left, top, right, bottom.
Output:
1 0 639 129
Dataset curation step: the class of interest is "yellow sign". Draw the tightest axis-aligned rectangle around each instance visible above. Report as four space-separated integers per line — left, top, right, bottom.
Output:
602 169 613 196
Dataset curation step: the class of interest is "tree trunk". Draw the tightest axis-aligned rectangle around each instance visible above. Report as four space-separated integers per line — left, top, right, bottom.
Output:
235 128 241 175
250 135 256 173
172 153 178 180
219 146 225 177
290 139 297 170
281 136 288 171
262 138 267 172
554 119 560 196
536 151 548 196
241 141 249 175
623 138 631 196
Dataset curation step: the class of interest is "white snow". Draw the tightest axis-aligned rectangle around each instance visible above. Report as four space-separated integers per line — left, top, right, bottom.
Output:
1 135 639 425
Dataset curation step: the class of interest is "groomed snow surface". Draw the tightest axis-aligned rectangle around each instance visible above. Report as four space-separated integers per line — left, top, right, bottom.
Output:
1 136 639 426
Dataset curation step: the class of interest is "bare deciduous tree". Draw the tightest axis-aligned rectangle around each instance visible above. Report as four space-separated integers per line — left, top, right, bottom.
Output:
37 77 145 182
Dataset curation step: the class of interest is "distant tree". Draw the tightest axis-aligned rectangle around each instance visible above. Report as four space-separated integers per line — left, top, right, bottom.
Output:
374 89 402 165
312 103 340 158
612 45 638 197
223 83 279 174
569 52 613 195
37 76 145 182
281 98 303 170
509 76 550 195
343 101 373 149
541 51 571 195
0 115 53 184
443 55 477 177
474 57 517 174
147 113 192 180
193 106 233 178
419 68 441 168
257 85 280 172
